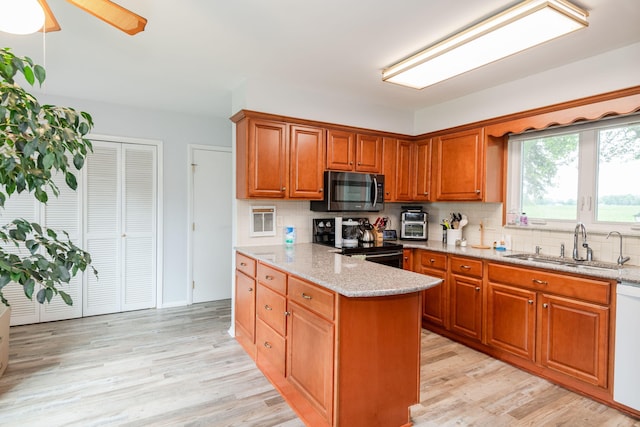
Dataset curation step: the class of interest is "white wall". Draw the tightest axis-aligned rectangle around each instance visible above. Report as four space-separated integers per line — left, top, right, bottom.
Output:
34 94 232 306
413 42 640 134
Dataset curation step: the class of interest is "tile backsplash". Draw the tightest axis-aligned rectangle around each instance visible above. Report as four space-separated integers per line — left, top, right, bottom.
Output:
236 199 640 266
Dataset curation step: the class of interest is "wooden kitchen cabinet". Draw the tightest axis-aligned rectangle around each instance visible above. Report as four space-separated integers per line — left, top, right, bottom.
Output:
486 282 536 361
415 250 448 329
449 256 483 341
326 130 382 173
486 262 612 391
233 112 324 199
235 254 257 358
289 125 325 199
402 248 413 271
433 127 503 202
395 138 432 201
539 294 609 388
382 137 397 201
235 252 422 427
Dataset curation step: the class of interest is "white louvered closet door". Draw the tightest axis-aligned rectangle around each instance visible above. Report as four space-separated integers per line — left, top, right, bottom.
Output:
0 191 39 325
40 168 83 322
122 144 157 311
84 141 157 316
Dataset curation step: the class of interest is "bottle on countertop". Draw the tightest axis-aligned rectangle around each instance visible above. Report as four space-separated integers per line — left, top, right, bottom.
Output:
284 225 296 246
520 212 528 226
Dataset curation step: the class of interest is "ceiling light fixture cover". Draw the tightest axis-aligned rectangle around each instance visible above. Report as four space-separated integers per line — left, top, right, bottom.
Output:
0 0 45 35
382 0 589 89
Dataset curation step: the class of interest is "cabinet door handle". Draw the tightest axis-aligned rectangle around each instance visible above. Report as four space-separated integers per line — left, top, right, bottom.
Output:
248 287 253 292
528 299 534 305
424 192 429 195
264 304 272 311
281 187 286 191
543 303 549 308
263 342 272 349
532 278 548 285
240 262 247 266
319 188 323 193
475 189 481 194
357 162 361 165
475 287 481 292
265 275 274 281
301 293 313 300
349 161 353 165
284 311 291 316
460 265 471 270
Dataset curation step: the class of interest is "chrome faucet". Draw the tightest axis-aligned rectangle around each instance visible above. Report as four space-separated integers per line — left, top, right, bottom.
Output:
607 231 630 265
573 222 588 261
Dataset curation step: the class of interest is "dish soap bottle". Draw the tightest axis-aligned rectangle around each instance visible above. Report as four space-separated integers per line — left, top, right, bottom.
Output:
284 225 296 246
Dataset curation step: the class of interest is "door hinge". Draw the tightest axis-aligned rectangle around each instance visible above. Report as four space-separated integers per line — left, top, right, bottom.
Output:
192 222 195 231
192 280 195 289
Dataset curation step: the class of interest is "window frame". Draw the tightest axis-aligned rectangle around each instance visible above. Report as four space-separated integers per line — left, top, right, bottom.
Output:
506 114 640 234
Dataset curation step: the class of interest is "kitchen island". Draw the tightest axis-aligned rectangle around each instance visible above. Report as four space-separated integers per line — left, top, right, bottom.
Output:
234 243 442 427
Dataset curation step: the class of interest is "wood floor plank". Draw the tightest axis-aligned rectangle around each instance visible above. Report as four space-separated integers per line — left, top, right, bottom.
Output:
0 301 637 426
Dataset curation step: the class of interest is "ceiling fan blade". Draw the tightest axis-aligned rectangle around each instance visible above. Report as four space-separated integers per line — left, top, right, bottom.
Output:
65 0 147 35
37 0 61 32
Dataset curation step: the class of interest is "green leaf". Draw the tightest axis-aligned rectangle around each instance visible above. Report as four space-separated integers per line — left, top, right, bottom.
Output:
59 290 73 306
34 187 48 203
24 279 35 299
23 66 35 85
31 222 42 235
65 172 77 190
46 229 58 239
0 273 11 289
73 154 84 170
57 265 71 282
43 153 55 169
34 64 46 85
36 288 46 304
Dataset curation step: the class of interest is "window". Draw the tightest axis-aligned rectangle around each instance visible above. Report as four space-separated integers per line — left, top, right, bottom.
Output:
507 114 640 231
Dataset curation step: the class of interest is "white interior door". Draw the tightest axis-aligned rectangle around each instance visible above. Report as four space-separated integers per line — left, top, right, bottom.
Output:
191 147 232 303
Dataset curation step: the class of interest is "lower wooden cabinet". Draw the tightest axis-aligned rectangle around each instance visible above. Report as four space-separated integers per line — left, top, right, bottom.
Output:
539 293 609 388
414 250 448 329
235 253 422 427
287 300 335 422
449 256 483 341
486 282 536 361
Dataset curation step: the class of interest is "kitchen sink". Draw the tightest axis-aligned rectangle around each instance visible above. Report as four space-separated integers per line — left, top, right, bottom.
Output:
504 253 622 271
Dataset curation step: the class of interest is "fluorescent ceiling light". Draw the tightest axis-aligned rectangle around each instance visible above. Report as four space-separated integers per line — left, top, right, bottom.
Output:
0 0 45 35
382 0 588 89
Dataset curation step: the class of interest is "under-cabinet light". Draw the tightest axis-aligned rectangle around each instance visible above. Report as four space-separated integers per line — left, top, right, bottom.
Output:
382 0 588 89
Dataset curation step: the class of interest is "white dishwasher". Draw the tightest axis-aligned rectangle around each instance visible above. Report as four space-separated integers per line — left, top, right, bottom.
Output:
614 282 640 411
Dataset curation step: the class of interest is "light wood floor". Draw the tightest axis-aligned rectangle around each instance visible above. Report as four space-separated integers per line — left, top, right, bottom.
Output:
0 301 637 427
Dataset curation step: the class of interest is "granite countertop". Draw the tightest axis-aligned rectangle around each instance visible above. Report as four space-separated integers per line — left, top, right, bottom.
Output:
403 240 640 285
235 243 442 297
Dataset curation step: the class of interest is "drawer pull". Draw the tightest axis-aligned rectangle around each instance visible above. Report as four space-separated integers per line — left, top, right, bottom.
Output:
460 265 471 270
265 275 274 281
543 303 549 309
528 299 534 305
248 287 254 292
263 342 272 349
430 258 436 263
264 305 272 311
532 279 548 285
240 262 247 266
475 287 481 292
301 293 313 300
284 311 291 316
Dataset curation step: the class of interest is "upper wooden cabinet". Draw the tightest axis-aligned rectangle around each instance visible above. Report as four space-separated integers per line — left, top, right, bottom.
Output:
381 137 397 201
395 138 432 201
289 125 325 199
433 127 504 202
326 130 382 173
234 112 324 199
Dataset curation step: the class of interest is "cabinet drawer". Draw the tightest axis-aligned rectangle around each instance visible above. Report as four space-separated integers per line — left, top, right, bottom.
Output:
450 256 483 278
288 275 335 321
417 250 447 271
236 253 256 277
257 283 287 336
488 263 611 305
257 263 287 294
256 318 286 377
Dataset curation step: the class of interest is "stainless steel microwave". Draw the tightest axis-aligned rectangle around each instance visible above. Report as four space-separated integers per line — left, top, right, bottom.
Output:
310 171 384 212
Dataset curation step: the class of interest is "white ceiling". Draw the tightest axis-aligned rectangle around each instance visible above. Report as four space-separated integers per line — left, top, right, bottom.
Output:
1 0 639 118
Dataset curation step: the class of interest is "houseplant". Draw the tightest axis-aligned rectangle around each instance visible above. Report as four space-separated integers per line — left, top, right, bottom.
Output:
0 47 96 309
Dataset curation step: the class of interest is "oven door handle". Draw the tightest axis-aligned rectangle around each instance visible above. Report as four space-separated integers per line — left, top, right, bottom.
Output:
361 251 403 259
